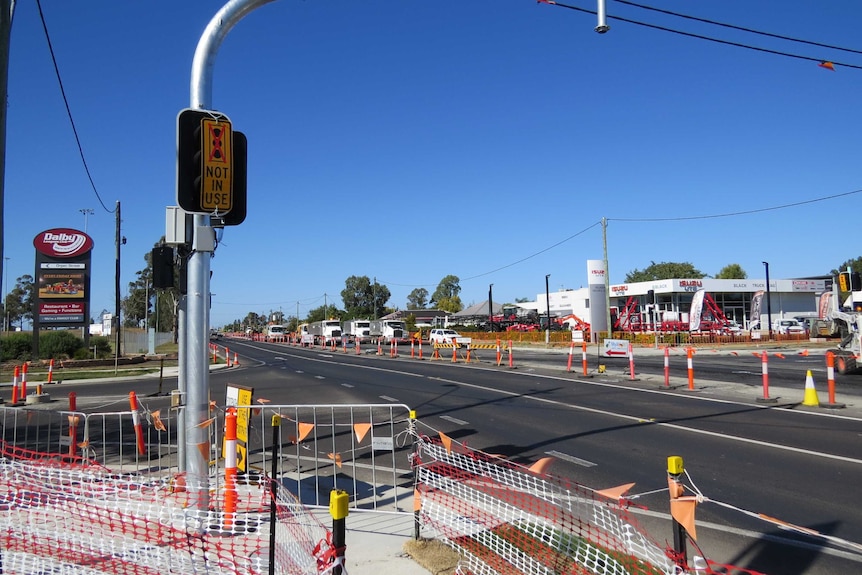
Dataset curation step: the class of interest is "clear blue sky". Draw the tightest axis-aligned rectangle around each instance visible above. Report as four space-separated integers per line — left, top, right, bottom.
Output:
4 0 862 328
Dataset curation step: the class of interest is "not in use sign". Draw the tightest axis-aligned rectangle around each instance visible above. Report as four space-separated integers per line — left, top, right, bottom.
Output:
201 117 233 211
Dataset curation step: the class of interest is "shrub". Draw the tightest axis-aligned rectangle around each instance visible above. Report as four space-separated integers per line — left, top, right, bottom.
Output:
1 333 32 362
38 330 84 360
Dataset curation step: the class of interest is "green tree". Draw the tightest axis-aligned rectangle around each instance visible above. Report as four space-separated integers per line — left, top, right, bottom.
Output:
5 275 34 329
431 275 463 312
306 304 343 323
831 257 862 277
514 297 530 303
340 276 389 319
406 288 428 310
625 262 705 282
122 240 181 340
714 264 747 279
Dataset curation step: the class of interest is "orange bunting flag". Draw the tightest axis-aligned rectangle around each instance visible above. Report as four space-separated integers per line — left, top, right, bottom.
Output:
354 423 372 443
528 456 555 475
196 417 216 429
595 482 636 501
256 398 271 403
671 498 698 541
297 422 315 443
818 61 835 71
439 431 453 453
67 415 80 426
151 410 167 432
327 452 343 468
775 353 786 359
414 488 422 512
752 352 762 358
196 441 210 461
77 440 90 448
288 435 297 444
799 349 809 357
730 351 738 356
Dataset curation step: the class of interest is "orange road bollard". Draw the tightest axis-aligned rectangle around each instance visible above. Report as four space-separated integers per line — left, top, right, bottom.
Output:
11 365 19 405
212 345 217 363
628 342 635 381
496 339 502 366
233 352 239 366
823 352 845 408
377 339 382 355
68 392 78 458
508 340 514 368
394 339 398 358
664 347 670 387
582 342 588 376
128 391 146 456
226 347 232 367
686 348 694 390
566 341 574 372
47 359 55 384
419 339 423 360
466 345 472 363
761 351 771 401
356 340 361 355
21 363 28 398
452 341 458 363
224 407 238 529
411 340 415 358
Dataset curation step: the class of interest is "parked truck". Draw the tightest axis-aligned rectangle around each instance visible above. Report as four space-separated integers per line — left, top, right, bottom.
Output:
303 320 343 346
810 280 862 374
370 320 409 344
342 319 373 344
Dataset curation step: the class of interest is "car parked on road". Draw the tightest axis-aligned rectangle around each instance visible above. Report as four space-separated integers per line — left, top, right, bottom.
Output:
773 318 805 335
429 329 463 344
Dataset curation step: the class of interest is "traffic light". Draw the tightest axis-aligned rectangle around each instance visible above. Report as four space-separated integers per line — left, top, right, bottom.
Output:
838 271 860 292
152 246 174 289
177 108 235 214
210 131 247 226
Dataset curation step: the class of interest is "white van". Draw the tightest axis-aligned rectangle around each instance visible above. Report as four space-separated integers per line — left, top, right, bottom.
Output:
773 318 805 335
266 325 287 341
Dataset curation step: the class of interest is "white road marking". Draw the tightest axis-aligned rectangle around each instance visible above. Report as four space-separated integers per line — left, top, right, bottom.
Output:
379 395 399 402
314 375 325 380
545 450 596 467
342 383 354 388
440 415 469 426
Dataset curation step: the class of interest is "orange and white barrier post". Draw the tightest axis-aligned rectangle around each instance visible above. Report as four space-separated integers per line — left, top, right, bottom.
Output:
10 365 19 405
411 340 415 359
663 347 670 387
233 352 239 366
129 391 146 456
508 340 514 368
566 341 574 372
224 407 238 529
419 339 423 360
761 351 771 401
212 345 217 363
466 345 472 363
582 342 588 376
686 348 694 390
21 363 28 398
226 347 233 367
394 339 398 357
356 339 362 355
47 359 55 384
628 342 635 381
496 339 502 366
823 352 845 408
343 338 347 353
451 340 458 363
68 392 78 458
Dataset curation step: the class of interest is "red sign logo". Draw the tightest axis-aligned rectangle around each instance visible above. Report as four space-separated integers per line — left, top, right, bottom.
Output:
33 228 93 258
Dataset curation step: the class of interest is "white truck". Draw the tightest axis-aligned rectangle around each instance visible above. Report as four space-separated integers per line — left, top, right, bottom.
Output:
304 320 343 346
342 319 373 344
370 320 409 344
810 281 862 374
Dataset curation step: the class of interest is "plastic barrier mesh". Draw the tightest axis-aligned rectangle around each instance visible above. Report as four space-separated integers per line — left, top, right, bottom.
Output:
0 442 332 575
414 436 754 575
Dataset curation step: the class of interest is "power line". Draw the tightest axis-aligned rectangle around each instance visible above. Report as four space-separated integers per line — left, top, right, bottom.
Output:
35 0 114 213
543 1 862 70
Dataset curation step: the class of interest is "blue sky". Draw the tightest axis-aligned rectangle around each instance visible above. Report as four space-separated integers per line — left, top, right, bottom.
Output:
4 0 862 328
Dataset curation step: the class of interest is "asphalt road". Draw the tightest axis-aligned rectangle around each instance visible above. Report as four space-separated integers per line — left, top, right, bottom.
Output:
50 338 862 575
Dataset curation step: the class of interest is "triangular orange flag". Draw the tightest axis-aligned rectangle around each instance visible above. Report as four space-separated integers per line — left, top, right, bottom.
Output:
196 441 210 461
67 415 80 426
819 61 835 71
671 498 698 541
775 353 786 359
327 453 343 468
752 352 761 358
731 351 738 356
297 422 315 442
414 488 422 512
196 417 216 429
256 398 271 403
439 432 453 453
528 457 555 475
354 423 372 443
151 410 167 432
799 350 809 357
595 482 636 501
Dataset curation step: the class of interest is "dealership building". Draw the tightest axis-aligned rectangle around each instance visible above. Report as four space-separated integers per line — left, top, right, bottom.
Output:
522 261 827 334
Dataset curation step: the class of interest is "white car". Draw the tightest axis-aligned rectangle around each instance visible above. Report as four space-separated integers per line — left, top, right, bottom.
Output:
429 329 463 344
773 319 805 335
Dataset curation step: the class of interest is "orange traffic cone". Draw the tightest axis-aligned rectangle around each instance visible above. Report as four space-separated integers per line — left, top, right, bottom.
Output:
802 370 819 406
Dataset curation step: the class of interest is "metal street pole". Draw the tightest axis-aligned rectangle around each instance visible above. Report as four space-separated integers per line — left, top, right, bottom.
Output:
79 208 94 233
488 283 493 332
0 0 14 308
545 274 551 345
184 0 279 511
763 262 773 340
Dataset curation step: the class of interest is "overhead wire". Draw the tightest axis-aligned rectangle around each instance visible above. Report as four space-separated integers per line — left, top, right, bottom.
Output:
35 0 115 213
543 0 862 70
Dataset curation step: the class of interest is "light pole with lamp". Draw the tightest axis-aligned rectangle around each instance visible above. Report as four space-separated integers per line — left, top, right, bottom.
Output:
545 274 551 345
79 208 94 233
762 261 773 340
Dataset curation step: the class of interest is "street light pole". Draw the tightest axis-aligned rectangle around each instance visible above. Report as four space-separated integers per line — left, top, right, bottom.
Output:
545 274 551 345
488 283 493 332
79 208 94 233
3 256 8 332
762 261 773 340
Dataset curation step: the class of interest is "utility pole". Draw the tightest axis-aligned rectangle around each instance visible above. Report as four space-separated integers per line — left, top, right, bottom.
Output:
0 1 16 310
545 274 551 345
114 201 121 371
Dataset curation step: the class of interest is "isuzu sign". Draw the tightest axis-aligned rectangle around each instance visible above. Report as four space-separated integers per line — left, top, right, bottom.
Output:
33 228 94 258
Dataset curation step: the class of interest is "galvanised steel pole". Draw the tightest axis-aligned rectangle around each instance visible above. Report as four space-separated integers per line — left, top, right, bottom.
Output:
185 0 278 511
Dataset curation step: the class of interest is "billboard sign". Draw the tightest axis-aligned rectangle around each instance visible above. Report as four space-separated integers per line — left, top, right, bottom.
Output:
33 228 93 330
